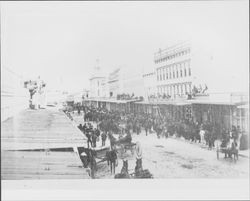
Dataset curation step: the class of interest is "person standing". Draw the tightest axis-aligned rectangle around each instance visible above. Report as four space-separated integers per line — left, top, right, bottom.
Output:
145 120 149 136
101 132 107 146
86 130 92 148
92 132 97 148
199 125 206 145
135 141 143 175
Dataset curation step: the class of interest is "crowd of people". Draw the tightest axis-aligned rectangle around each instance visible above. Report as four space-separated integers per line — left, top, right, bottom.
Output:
116 93 144 101
77 122 106 148
64 104 243 152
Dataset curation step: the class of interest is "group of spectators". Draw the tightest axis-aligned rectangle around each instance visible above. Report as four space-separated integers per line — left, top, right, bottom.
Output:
116 93 144 101
65 103 244 151
78 122 107 148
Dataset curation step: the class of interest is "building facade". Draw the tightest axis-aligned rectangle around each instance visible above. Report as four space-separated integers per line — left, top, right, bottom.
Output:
89 62 107 98
108 67 144 98
108 68 122 98
142 72 157 101
90 76 107 98
122 71 144 98
154 41 193 99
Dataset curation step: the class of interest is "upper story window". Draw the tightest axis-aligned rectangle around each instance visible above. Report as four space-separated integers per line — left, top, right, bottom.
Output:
184 68 187 77
180 69 183 77
176 69 179 78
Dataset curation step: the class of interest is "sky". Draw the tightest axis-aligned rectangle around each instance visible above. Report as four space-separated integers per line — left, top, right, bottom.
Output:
1 1 249 93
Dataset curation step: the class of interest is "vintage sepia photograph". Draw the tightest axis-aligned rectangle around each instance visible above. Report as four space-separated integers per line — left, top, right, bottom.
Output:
1 0 249 200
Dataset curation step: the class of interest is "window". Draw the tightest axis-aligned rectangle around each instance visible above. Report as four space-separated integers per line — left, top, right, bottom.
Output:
173 71 175 79
180 69 182 77
184 68 187 77
176 69 179 78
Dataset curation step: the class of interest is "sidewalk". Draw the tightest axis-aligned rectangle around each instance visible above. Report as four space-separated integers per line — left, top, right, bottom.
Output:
1 107 90 179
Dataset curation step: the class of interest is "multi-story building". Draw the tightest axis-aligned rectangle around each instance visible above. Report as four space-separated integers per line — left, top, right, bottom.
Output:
108 68 122 98
122 70 144 97
154 41 193 99
108 67 144 98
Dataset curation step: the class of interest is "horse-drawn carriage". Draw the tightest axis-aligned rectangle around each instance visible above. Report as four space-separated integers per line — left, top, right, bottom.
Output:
215 138 239 162
109 132 137 155
76 146 110 178
76 133 137 178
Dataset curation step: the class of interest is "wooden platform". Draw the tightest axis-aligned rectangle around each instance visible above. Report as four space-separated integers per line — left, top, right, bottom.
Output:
1 107 90 179
1 107 87 150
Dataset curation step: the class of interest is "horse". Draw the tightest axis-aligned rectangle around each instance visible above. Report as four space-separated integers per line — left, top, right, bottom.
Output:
108 133 117 148
224 139 239 162
106 149 118 174
230 140 239 162
114 160 130 179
